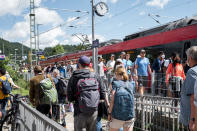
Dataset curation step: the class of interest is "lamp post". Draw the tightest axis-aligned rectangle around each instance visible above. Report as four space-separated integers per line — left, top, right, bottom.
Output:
91 0 97 73
15 49 18 65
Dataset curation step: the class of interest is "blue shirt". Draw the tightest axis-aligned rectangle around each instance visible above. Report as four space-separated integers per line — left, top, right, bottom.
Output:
122 59 127 67
180 66 197 126
136 57 150 76
125 60 133 75
152 58 161 73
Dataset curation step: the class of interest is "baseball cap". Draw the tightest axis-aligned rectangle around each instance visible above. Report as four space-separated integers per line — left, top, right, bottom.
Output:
78 55 90 66
121 52 126 55
140 49 146 53
116 58 123 63
111 54 115 57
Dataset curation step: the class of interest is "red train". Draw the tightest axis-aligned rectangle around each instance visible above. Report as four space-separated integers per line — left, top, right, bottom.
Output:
40 17 197 66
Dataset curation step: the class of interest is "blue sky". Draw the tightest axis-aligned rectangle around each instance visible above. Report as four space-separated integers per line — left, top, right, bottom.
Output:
0 0 197 49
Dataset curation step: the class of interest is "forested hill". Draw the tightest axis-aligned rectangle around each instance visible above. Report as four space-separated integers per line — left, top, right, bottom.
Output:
0 38 30 57
0 38 88 58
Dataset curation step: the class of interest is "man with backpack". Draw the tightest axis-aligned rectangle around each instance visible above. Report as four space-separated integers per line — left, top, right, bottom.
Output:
52 69 68 127
0 68 12 119
67 55 105 131
29 66 58 117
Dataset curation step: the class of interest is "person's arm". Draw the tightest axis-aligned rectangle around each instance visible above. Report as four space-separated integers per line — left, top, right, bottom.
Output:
108 90 115 121
190 94 195 130
29 80 35 106
181 65 186 80
148 64 152 75
165 64 172 84
97 75 105 100
67 76 75 102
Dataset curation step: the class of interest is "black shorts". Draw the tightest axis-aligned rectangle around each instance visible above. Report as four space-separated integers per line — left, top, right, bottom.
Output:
138 76 148 88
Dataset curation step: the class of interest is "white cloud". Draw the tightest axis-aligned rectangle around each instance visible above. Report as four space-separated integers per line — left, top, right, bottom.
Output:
39 27 65 49
88 34 106 44
4 21 29 40
76 17 89 26
110 0 118 4
106 13 113 19
131 0 140 6
146 0 170 8
139 11 146 16
35 8 63 26
0 0 42 16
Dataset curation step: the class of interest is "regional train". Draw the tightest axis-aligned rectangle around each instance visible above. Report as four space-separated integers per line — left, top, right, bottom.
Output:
40 16 197 66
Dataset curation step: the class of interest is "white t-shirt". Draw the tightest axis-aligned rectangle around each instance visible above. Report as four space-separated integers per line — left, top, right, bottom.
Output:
194 80 197 106
106 60 115 74
98 62 105 77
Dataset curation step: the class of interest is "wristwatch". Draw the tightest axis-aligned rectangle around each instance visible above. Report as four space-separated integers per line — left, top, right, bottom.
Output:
191 118 195 122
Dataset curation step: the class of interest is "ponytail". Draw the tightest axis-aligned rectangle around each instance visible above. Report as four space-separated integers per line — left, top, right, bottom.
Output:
115 66 129 81
123 71 129 81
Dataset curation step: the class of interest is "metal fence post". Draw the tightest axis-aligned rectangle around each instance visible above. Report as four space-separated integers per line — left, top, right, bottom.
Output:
151 72 155 96
141 96 145 130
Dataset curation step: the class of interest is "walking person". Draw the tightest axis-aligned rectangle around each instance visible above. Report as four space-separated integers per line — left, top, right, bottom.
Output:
29 66 57 117
152 51 164 95
67 56 105 131
108 66 135 131
125 53 133 80
106 54 116 88
0 68 12 119
180 46 197 131
52 69 68 128
166 53 185 98
134 49 152 96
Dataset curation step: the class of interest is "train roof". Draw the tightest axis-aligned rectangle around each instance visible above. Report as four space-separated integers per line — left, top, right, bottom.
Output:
124 16 197 41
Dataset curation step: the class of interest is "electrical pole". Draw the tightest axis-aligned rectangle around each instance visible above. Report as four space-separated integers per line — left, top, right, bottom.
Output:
30 0 37 71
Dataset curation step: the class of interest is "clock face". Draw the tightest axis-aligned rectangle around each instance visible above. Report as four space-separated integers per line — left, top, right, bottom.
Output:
95 2 108 16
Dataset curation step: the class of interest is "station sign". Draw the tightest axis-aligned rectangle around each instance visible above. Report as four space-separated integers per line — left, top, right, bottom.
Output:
0 55 5 60
92 39 99 48
36 51 43 55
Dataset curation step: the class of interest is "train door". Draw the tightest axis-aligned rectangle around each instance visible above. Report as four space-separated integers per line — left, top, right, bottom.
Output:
182 41 191 60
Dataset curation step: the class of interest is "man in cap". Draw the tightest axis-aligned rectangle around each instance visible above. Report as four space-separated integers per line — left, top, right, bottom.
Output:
120 52 127 66
67 55 105 131
29 65 53 116
134 49 152 96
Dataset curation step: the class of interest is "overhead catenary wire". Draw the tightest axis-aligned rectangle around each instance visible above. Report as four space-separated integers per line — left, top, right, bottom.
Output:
104 0 196 37
35 6 89 14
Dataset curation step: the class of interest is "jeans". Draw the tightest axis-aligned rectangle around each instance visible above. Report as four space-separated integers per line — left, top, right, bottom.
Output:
96 117 102 131
0 98 8 119
74 111 98 131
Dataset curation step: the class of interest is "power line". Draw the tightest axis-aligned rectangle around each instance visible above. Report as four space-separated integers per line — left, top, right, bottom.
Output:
106 0 195 36
35 6 89 14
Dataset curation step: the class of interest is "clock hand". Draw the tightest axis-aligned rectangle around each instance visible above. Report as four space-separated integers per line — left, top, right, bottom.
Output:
99 4 103 9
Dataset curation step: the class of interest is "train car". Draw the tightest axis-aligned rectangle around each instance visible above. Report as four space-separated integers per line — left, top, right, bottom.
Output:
40 16 197 66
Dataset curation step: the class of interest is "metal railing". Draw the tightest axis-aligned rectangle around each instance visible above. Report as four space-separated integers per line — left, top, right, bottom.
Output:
23 72 34 81
134 94 186 131
18 101 67 131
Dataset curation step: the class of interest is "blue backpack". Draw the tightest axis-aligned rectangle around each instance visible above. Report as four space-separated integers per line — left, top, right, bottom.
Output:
112 80 134 121
0 78 12 95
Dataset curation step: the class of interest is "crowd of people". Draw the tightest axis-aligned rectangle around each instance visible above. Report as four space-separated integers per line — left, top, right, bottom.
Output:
0 46 197 131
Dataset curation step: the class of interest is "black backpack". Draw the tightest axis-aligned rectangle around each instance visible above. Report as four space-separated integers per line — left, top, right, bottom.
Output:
76 73 100 114
0 78 12 95
57 78 68 96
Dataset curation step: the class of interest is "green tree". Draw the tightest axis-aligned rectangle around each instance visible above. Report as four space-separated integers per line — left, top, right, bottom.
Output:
52 44 65 55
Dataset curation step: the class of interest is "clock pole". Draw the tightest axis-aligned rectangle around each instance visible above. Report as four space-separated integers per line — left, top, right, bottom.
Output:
91 0 98 74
